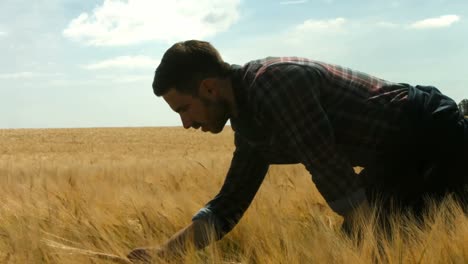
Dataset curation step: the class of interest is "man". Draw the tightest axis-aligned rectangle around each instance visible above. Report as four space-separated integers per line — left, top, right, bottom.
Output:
128 40 467 262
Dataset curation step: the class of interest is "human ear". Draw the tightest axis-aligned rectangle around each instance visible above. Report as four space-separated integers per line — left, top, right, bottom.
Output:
199 78 218 98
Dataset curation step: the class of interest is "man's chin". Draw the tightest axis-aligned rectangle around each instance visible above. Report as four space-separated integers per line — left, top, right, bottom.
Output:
209 124 225 134
203 118 228 134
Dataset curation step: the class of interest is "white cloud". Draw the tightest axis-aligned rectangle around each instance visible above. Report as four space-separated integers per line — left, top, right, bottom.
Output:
47 74 151 87
294 18 346 32
63 0 241 46
0 72 63 79
0 31 6 36
279 0 308 5
84 56 159 70
376 21 399 29
409 15 460 29
223 17 351 64
278 17 348 47
390 1 400 8
99 74 151 83
0 72 36 79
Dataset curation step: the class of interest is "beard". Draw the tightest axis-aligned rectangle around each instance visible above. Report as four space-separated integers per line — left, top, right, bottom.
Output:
201 97 230 134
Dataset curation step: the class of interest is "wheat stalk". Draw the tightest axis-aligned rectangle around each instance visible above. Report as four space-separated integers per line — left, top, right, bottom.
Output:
43 238 132 264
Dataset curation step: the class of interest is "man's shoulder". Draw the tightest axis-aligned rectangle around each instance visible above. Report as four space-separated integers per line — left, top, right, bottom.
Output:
243 56 321 72
231 57 332 130
240 57 330 85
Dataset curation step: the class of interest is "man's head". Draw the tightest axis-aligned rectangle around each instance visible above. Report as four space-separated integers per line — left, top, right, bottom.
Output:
153 40 233 133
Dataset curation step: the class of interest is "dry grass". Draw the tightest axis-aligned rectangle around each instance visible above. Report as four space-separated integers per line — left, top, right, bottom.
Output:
0 127 466 263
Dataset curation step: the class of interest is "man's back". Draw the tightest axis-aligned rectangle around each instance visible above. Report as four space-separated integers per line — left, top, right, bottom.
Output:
227 55 466 229
232 57 412 165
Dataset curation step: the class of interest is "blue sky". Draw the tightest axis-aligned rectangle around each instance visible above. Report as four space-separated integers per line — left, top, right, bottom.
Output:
0 0 467 129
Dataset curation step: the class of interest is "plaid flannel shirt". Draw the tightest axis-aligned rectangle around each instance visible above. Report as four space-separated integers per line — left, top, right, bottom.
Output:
193 57 410 239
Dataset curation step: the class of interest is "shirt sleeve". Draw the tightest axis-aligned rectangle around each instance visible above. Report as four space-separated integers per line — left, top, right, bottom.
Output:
253 63 366 215
192 132 269 239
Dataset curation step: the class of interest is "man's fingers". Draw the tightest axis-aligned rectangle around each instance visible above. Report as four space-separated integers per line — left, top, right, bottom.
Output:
127 248 152 263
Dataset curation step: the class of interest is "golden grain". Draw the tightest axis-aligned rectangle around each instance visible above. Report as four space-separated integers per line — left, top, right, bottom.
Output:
0 127 466 263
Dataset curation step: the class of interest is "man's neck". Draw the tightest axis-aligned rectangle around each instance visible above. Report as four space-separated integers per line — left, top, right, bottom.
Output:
219 78 239 119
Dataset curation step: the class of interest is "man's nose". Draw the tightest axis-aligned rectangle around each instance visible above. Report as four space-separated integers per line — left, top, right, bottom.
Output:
180 115 192 129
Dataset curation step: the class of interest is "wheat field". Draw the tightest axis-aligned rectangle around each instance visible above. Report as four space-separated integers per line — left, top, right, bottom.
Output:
0 127 466 264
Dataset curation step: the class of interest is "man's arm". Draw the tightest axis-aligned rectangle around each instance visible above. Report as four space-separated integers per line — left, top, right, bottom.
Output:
128 134 269 263
254 63 366 216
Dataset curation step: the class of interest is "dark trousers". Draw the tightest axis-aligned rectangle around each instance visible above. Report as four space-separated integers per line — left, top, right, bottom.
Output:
363 85 467 221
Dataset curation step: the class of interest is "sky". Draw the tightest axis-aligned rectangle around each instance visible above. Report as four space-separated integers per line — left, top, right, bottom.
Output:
1 0 467 129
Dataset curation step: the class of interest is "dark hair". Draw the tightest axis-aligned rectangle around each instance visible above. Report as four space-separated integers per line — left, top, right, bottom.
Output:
153 40 231 96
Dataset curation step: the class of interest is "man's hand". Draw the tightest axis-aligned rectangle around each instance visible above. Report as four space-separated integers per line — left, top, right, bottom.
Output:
127 247 156 263
127 220 216 263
